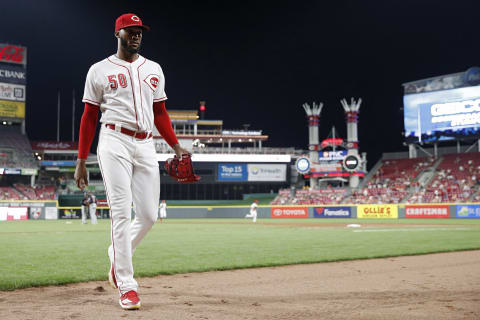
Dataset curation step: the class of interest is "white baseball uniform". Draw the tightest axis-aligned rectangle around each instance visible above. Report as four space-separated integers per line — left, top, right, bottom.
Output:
159 202 167 219
245 202 258 222
83 54 166 294
89 194 98 225
81 195 90 224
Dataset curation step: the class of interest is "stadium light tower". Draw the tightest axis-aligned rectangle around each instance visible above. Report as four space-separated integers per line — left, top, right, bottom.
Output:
340 98 362 188
302 102 323 189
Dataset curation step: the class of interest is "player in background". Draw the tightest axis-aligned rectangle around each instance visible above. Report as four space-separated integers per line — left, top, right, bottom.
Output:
81 192 90 224
245 199 258 222
88 192 98 224
74 13 188 310
159 200 167 222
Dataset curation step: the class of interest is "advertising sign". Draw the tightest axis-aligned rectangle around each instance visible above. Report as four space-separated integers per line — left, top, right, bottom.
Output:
343 154 361 172
0 82 25 101
21 168 38 175
40 160 76 167
318 150 347 161
31 141 78 150
456 204 480 219
217 163 247 181
0 99 25 118
3 168 21 175
357 204 398 219
0 44 27 65
218 163 287 182
0 207 28 221
313 206 351 218
311 162 343 173
405 205 449 218
29 207 42 220
0 64 27 85
45 207 58 220
295 157 310 174
247 164 286 182
271 207 308 218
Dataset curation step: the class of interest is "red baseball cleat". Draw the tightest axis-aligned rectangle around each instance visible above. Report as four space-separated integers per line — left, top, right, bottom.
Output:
119 290 141 310
108 264 118 289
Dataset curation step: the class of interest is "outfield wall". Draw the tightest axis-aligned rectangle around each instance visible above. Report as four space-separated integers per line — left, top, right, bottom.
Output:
1 201 480 220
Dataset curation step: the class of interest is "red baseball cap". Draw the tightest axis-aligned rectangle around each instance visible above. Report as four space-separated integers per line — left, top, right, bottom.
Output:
115 13 150 32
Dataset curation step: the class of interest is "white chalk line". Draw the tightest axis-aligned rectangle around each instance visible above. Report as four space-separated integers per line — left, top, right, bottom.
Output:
352 227 473 233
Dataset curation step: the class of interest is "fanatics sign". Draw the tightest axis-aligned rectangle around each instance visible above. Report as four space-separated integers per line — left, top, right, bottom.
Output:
405 205 449 218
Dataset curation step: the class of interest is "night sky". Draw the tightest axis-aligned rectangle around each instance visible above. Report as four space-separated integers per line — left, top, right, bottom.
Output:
2 0 479 166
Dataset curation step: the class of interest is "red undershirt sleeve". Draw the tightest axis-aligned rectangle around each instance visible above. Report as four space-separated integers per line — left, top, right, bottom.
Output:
153 101 179 148
77 103 99 159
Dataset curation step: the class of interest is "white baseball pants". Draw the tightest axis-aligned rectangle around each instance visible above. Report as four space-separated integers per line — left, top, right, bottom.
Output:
245 212 257 222
89 204 98 224
81 205 88 224
97 126 160 295
159 209 167 219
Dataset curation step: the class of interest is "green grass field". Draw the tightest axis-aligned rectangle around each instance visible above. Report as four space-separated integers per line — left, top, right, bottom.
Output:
1 218 479 291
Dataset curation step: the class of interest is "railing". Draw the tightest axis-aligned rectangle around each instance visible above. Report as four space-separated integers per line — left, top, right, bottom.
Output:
154 145 304 155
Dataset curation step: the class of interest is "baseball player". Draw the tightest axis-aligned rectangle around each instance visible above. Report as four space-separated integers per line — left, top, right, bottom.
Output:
81 192 90 224
159 200 167 222
245 200 258 222
74 13 188 310
88 193 98 224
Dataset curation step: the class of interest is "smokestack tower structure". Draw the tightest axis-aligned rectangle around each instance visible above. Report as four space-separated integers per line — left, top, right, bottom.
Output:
340 97 362 187
302 102 323 189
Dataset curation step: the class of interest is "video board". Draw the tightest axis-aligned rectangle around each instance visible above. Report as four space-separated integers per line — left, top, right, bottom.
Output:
404 85 480 142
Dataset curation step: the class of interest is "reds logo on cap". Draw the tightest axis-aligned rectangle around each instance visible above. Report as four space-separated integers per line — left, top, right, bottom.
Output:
115 13 150 32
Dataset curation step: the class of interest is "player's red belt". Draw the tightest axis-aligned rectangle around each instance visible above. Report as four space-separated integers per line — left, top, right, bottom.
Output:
105 124 153 140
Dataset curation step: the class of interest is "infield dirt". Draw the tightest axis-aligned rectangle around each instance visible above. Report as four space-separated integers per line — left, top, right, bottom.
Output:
0 250 479 320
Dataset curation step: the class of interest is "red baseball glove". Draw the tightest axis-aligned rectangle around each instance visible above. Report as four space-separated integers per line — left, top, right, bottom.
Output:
165 154 201 183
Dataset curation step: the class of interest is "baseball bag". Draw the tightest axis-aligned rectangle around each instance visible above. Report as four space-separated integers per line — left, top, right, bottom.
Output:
165 154 201 183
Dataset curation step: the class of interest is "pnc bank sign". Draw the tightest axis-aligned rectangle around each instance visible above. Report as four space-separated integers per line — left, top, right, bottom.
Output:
0 44 27 65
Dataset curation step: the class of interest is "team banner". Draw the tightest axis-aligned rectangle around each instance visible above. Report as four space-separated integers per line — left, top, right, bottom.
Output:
247 164 286 181
217 163 247 181
271 207 308 218
0 82 25 101
357 204 398 219
0 44 27 65
405 205 449 218
456 204 480 219
0 99 25 118
313 206 351 218
0 64 27 85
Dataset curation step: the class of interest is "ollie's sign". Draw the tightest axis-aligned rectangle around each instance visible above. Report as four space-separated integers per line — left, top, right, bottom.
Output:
0 44 27 65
